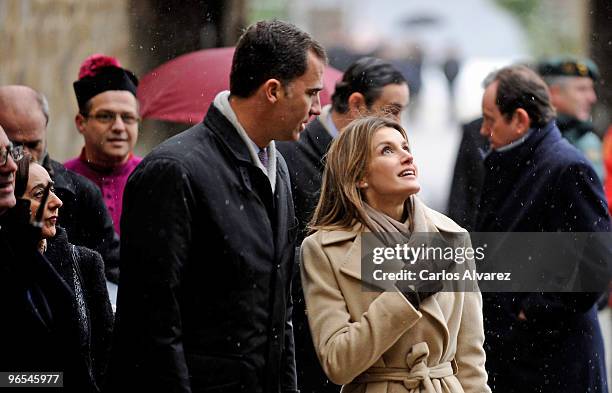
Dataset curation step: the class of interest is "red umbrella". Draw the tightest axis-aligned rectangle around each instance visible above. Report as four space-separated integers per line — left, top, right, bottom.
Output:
137 47 343 124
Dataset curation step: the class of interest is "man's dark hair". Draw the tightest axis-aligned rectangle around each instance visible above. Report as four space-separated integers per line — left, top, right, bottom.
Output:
331 57 407 114
230 20 327 98
484 65 555 128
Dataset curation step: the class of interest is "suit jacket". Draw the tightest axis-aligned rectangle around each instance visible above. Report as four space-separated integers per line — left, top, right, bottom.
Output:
106 103 298 393
301 197 490 393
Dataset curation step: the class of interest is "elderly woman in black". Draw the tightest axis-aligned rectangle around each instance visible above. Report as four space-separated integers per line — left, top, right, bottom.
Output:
15 157 113 392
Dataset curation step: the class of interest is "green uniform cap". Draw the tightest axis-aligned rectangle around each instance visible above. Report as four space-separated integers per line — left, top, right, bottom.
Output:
537 57 600 81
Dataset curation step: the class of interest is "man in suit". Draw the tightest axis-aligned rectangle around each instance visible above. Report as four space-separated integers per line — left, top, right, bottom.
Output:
277 57 408 393
476 64 610 393
106 20 326 393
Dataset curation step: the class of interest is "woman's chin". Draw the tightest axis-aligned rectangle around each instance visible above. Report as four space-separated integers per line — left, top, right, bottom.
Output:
403 184 421 198
43 226 57 240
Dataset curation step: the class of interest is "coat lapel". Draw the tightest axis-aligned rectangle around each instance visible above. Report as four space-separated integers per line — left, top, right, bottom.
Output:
337 233 364 283
318 225 363 284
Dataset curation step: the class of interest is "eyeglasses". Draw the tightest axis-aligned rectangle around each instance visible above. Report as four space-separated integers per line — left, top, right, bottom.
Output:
0 143 24 166
86 111 140 125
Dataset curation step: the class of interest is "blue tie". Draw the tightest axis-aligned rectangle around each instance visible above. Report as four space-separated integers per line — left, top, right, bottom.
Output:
258 148 268 169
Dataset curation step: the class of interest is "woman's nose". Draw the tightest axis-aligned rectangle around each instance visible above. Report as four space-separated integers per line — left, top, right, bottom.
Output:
400 149 413 163
48 192 63 210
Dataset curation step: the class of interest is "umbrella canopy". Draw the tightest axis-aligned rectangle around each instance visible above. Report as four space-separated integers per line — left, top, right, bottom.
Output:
138 47 343 124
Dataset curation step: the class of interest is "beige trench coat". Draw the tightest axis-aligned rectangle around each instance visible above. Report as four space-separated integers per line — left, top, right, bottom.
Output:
300 197 491 393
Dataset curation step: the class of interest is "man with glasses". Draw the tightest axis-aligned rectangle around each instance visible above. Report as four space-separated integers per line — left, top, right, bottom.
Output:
0 85 120 282
0 129 20 214
66 54 142 236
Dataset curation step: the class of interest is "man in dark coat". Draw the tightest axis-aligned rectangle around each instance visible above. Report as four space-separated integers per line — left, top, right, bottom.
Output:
476 65 610 393
0 126 97 392
106 20 327 393
277 57 408 393
0 85 120 282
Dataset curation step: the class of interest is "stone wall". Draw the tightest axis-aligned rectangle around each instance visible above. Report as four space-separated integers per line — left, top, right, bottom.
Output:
2 0 248 161
1 0 132 161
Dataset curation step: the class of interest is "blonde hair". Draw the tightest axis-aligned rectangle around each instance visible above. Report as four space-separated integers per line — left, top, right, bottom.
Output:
308 116 413 233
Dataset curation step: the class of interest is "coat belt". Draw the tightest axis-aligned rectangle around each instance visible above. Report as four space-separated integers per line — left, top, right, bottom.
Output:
354 359 458 393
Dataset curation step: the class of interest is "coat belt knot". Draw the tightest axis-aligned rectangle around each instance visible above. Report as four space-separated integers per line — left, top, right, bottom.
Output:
354 342 457 392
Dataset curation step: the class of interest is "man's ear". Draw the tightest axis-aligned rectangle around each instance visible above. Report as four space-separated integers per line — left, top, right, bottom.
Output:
513 108 530 135
348 92 367 114
75 114 86 135
262 79 283 103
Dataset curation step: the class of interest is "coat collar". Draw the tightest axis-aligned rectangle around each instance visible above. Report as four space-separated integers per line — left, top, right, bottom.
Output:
484 120 559 167
203 103 258 167
213 91 277 191
320 223 361 246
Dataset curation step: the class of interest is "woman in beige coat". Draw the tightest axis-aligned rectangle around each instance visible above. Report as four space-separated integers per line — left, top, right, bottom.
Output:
301 117 490 393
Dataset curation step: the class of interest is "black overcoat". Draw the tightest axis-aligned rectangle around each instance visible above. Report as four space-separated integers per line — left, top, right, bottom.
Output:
46 227 114 389
106 104 298 393
475 121 610 393
446 117 486 232
0 202 97 392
